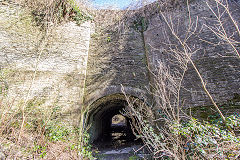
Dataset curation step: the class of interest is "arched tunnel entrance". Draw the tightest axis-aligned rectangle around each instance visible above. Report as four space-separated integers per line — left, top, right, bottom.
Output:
87 94 143 149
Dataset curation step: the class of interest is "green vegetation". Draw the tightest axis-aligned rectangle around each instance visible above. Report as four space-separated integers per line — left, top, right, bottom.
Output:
172 115 240 159
69 0 93 25
25 0 93 29
106 36 111 42
33 143 47 158
189 99 240 121
132 17 148 32
0 97 95 159
129 155 141 160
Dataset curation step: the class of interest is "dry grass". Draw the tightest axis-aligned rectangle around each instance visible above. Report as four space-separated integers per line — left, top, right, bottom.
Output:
0 97 83 159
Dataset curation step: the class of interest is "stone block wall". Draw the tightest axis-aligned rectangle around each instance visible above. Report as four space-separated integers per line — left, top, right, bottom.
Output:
143 0 240 108
0 3 92 125
0 0 239 128
84 13 151 106
85 0 239 111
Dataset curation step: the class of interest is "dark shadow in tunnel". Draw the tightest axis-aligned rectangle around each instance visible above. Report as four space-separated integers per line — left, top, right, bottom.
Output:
87 95 143 150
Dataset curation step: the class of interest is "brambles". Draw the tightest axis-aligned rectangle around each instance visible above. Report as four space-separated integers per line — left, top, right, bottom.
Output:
0 98 95 159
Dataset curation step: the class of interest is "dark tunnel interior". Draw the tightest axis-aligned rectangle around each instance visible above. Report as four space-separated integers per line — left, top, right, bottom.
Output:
88 98 142 149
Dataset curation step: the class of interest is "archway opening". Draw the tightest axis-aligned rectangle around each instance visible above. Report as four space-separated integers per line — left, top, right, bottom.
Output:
100 113 136 146
87 95 143 150
111 114 126 127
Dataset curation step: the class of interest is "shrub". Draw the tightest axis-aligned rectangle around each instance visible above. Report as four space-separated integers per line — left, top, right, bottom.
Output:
172 115 240 159
16 0 93 29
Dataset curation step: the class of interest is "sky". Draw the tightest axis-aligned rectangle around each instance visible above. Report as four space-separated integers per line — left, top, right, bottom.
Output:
92 0 156 9
92 0 136 9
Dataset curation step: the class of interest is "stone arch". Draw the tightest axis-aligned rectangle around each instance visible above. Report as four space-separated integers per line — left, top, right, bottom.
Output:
86 92 148 143
84 85 150 107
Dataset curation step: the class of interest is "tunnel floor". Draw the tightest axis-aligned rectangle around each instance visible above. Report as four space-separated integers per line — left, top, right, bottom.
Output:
92 123 143 151
91 119 150 160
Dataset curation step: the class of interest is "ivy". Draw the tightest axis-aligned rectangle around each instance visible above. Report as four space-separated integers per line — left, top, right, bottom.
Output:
132 16 148 32
171 115 240 158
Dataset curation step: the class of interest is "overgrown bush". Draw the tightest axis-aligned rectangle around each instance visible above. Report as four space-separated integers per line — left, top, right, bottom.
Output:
0 98 95 159
172 115 240 159
16 0 93 29
125 100 240 159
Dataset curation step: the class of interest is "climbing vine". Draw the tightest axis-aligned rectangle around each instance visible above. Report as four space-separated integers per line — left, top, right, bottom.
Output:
132 16 148 32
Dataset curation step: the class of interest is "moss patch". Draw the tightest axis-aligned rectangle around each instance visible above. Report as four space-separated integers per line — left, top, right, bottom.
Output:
188 97 240 121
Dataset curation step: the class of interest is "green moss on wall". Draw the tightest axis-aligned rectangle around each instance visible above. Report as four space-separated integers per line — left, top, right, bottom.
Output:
188 97 240 122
